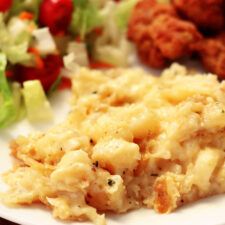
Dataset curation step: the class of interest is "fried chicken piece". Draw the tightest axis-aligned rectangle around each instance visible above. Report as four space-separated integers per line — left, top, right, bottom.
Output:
127 0 202 68
149 14 202 60
135 26 167 68
172 0 225 32
191 34 225 78
128 0 177 43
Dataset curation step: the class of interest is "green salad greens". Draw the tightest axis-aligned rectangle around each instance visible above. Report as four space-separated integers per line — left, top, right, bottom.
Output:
0 53 18 128
70 0 102 38
0 0 138 129
0 14 33 64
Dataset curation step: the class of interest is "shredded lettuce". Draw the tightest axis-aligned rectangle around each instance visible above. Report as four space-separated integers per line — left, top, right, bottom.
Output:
0 54 18 128
0 13 33 65
9 0 41 20
0 62 53 127
91 1 133 67
12 82 26 121
70 0 102 38
115 0 138 30
32 28 57 55
68 42 88 66
94 36 133 66
73 0 89 7
23 80 53 122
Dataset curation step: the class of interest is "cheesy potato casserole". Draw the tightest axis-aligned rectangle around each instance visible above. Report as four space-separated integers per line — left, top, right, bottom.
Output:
2 64 225 225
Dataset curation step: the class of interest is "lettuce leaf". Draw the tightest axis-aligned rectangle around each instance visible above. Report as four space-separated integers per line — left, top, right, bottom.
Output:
12 82 25 121
23 80 53 122
115 0 138 30
0 13 32 64
10 0 42 20
70 0 102 38
0 54 17 128
73 0 88 7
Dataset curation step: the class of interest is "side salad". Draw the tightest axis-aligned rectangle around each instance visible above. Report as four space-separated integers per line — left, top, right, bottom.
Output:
0 0 138 129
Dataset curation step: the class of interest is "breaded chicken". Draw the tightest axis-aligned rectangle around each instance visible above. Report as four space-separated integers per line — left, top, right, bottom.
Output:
172 0 225 32
127 0 176 42
135 26 167 68
149 14 202 60
191 34 225 78
127 0 202 68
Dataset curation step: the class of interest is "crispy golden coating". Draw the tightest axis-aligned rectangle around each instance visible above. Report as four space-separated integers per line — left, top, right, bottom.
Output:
191 34 225 78
127 1 177 68
172 0 225 32
127 0 202 68
128 1 176 43
137 31 167 68
135 26 167 68
149 14 202 60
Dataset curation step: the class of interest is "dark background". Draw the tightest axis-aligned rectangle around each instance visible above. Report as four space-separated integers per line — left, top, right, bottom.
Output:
0 218 18 225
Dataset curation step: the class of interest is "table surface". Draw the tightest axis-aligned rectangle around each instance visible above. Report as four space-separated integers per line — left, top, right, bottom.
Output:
0 217 18 225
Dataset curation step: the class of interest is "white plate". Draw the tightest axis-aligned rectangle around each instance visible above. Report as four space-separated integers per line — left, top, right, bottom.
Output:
1 77 225 225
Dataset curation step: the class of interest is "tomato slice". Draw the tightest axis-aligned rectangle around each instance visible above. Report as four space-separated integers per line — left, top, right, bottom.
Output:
39 0 73 35
89 60 115 69
58 77 72 90
6 70 13 78
14 55 63 92
0 0 12 12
